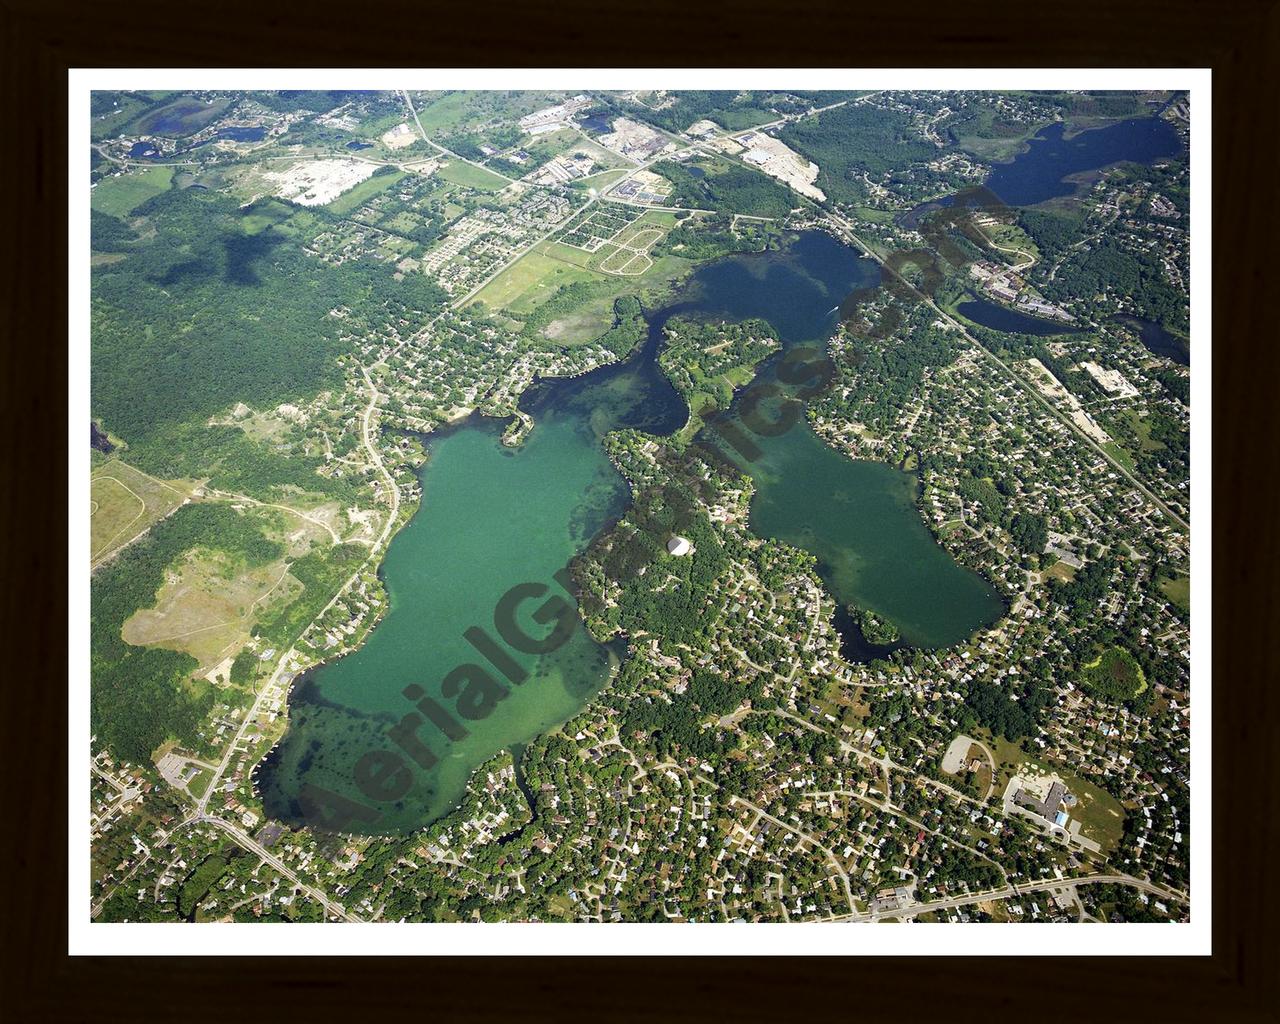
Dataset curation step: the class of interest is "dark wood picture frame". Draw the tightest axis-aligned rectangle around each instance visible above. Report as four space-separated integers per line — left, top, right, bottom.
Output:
3 0 1275 1019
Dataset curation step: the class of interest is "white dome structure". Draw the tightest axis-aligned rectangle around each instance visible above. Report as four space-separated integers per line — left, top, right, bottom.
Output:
666 535 693 557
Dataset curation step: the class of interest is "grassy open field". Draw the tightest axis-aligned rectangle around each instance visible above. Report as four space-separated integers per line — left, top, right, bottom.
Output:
1043 560 1078 582
122 549 304 672
470 211 691 346
954 114 1055 163
571 168 630 193
239 200 295 235
1102 441 1137 473
543 256 691 345
973 727 1031 796
436 160 508 191
91 460 194 567
1119 408 1167 452
982 221 1041 264
91 166 175 218
325 169 405 216
470 249 599 314
186 768 212 799
540 301 621 346
412 90 567 134
965 742 995 798
852 206 897 225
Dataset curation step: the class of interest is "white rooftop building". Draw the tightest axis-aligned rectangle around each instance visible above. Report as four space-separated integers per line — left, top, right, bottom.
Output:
667 535 693 557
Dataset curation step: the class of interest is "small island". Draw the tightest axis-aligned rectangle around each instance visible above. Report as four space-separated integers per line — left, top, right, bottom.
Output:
850 606 901 646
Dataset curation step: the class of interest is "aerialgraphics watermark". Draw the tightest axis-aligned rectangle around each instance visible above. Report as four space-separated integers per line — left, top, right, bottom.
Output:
291 188 1010 832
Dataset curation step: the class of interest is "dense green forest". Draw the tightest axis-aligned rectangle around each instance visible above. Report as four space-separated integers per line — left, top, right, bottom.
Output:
91 187 445 486
779 104 938 206
653 160 797 219
621 670 761 760
1044 237 1187 331
610 90 859 135
962 675 1052 742
91 504 282 762
1018 208 1085 263
620 91 774 133
595 296 650 358
1008 512 1049 555
1080 646 1147 704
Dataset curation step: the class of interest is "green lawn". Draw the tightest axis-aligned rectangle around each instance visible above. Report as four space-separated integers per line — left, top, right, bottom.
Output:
436 160 508 191
91 166 175 218
852 206 896 225
1062 774 1126 853
571 169 630 193
1160 574 1191 611
187 768 211 799
1120 409 1167 452
1102 441 1137 473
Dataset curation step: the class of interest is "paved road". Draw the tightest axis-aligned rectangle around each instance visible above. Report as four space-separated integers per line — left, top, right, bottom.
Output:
843 872 1186 922
399 89 513 184
200 814 360 922
202 488 343 545
450 196 598 309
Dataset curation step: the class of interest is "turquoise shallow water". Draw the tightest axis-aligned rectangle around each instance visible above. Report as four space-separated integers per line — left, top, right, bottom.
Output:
259 309 685 833
259 231 1003 834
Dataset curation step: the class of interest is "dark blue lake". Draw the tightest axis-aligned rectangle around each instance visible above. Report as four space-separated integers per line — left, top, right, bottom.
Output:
217 126 266 143
346 140 373 151
1113 314 1190 366
985 117 1183 206
957 297 1080 336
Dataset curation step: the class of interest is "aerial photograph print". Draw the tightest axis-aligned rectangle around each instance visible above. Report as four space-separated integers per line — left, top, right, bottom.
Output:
82 78 1199 944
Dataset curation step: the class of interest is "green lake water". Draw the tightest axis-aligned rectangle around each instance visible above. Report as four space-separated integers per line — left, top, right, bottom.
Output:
258 230 1003 835
684 232 1005 654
